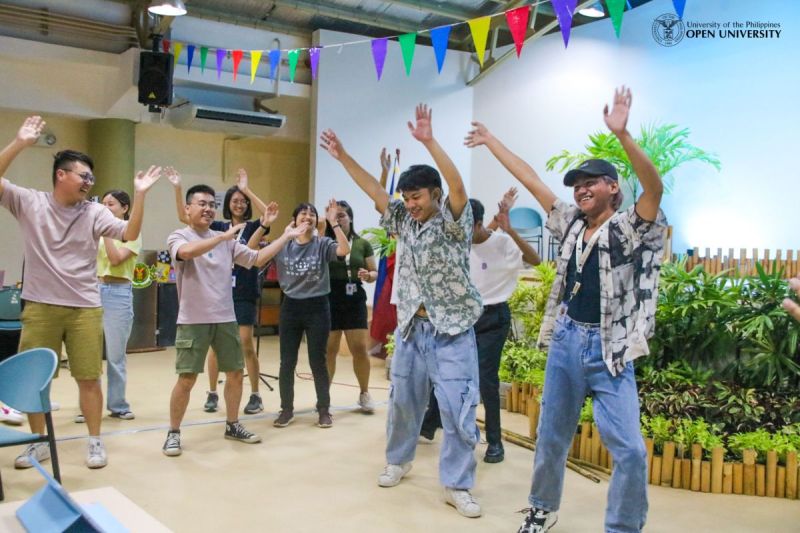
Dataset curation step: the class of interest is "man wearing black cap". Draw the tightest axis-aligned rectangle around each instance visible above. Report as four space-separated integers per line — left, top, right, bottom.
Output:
466 87 667 533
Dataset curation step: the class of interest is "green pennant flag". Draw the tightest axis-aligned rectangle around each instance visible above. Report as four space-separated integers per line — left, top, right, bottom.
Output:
200 46 208 73
288 49 300 83
606 0 626 37
398 33 417 77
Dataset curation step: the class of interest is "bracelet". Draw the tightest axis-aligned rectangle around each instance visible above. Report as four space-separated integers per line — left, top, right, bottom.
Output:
332 224 341 229
259 224 269 232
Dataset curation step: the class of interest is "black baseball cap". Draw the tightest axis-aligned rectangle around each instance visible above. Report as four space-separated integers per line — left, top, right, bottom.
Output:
563 159 619 186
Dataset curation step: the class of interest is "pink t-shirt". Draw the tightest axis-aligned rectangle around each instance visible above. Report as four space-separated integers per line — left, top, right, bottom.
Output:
0 178 128 308
168 226 259 325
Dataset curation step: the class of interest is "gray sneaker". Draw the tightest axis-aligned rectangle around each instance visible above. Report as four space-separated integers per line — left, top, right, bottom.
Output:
204 391 219 413
358 391 375 414
14 442 51 469
224 421 261 444
273 409 294 428
163 430 182 457
444 488 481 518
86 439 108 469
317 408 333 428
243 394 264 415
378 463 412 487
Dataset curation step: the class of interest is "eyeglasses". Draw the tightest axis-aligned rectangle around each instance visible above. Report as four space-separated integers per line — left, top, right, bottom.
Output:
190 201 217 210
63 168 95 184
230 199 249 206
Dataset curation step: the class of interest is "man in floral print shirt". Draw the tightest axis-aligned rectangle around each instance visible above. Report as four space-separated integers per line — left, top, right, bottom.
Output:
320 104 483 518
467 87 667 533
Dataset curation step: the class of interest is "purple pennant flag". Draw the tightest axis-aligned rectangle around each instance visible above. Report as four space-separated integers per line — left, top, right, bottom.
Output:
309 47 320 80
187 45 195 73
430 26 451 74
551 0 576 47
672 0 686 19
215 48 226 79
269 49 281 79
371 38 388 81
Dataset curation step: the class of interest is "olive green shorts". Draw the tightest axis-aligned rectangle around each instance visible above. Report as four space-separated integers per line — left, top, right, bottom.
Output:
18 301 104 380
174 322 243 374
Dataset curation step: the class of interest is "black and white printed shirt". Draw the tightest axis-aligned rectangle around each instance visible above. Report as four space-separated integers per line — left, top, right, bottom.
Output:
538 199 668 376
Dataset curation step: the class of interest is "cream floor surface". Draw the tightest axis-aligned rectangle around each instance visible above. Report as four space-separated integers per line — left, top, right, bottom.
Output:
1 337 798 532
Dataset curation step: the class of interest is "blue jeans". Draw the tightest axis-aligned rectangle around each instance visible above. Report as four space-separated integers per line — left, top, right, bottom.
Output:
100 282 134 414
387 316 480 489
530 308 648 533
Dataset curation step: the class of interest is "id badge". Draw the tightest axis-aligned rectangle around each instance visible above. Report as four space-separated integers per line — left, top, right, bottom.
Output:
231 275 237 288
345 282 357 296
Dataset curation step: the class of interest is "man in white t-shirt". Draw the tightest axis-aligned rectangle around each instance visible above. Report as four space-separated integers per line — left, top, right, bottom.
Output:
0 116 161 470
420 192 540 463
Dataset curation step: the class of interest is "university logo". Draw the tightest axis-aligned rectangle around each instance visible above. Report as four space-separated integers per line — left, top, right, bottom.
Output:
652 13 685 47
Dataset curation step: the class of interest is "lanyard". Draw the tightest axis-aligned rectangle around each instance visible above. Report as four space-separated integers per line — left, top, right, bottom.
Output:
344 237 355 281
570 218 610 299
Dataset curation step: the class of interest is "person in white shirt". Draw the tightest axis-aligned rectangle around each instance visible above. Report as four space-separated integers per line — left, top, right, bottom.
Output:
420 189 540 463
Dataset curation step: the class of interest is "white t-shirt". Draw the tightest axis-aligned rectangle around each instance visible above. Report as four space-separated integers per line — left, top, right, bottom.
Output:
470 231 523 305
0 178 127 307
168 226 258 324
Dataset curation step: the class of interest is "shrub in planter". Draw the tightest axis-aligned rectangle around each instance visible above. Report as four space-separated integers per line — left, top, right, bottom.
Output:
508 263 557 344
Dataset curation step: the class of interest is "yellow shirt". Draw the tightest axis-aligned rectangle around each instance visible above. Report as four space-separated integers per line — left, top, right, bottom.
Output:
96 235 142 280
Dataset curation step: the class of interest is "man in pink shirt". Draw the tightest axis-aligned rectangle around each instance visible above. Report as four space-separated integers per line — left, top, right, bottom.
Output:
0 116 161 469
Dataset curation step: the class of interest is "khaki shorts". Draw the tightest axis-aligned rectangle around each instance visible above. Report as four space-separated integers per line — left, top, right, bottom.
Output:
18 301 104 380
174 322 243 374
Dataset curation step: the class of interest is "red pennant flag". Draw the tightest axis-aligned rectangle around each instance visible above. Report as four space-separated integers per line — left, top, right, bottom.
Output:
161 39 170 53
232 50 243 81
505 6 531 57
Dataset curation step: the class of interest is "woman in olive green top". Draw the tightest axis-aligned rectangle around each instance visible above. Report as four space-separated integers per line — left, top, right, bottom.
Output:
324 200 378 413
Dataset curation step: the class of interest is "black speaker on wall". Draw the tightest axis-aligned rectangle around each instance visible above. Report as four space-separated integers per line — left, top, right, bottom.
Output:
138 51 174 106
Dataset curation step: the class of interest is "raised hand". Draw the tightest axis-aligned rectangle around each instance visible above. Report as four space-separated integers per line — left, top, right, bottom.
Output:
17 116 45 146
320 129 344 160
407 104 433 143
134 165 162 194
603 85 632 135
495 207 511 232
464 121 493 148
499 187 518 213
380 147 391 173
164 166 181 187
222 222 247 240
284 220 309 239
325 198 339 225
261 201 279 226
236 168 249 192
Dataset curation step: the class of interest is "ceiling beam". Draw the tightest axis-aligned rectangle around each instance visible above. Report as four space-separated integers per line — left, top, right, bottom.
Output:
184 4 311 38
271 0 420 35
383 0 478 21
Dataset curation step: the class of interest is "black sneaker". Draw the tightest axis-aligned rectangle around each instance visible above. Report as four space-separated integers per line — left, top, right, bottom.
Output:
204 391 219 413
224 421 261 444
243 393 263 414
317 408 333 428
273 409 294 428
162 430 182 457
484 442 505 463
518 508 558 533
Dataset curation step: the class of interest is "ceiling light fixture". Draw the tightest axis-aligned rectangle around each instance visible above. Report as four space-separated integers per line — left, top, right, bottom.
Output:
578 2 605 18
148 0 187 17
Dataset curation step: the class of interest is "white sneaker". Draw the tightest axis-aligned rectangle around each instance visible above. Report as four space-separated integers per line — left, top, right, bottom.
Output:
50 401 60 411
86 439 108 469
444 488 482 518
378 463 412 487
0 405 24 425
358 391 375 413
74 414 85 423
14 442 51 469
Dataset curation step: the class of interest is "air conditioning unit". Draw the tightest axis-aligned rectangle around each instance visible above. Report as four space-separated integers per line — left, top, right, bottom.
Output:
168 103 286 136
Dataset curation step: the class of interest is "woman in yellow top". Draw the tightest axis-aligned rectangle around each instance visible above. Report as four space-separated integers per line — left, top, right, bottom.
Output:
96 190 142 420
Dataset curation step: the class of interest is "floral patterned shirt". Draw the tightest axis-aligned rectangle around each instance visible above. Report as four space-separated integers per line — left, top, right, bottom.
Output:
381 198 483 336
538 199 668 376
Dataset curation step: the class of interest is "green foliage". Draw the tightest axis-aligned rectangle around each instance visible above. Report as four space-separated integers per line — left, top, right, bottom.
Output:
640 415 674 454
384 333 395 357
499 341 547 385
579 397 593 424
546 122 720 199
727 429 778 464
508 263 557 344
360 227 397 258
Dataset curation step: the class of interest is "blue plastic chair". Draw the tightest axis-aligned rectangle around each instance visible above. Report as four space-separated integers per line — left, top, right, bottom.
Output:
0 348 60 501
509 207 544 257
0 287 22 331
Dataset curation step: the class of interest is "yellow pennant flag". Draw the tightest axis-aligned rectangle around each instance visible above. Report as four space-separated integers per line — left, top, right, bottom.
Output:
173 42 183 66
250 50 262 84
468 16 491 67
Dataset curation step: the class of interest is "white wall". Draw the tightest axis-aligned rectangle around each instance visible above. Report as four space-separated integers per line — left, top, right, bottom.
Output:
471 0 800 255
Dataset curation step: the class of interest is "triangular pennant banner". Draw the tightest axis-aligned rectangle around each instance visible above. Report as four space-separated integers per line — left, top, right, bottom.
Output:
200 46 208 73
606 0 626 37
187 45 195 72
505 6 530 57
232 50 243 81
673 0 687 19
269 49 280 79
398 33 417 76
216 49 226 79
173 42 183 67
250 50 262 84
288 49 299 82
161 39 170 53
467 16 491 67
430 26 451 73
551 0 576 47
309 47 320 80
371 38 388 81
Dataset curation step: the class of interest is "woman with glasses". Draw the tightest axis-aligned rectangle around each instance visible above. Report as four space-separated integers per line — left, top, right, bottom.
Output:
169 168 276 416
323 201 378 413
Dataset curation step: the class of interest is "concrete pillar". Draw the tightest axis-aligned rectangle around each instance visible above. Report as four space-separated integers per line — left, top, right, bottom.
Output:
87 119 135 199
